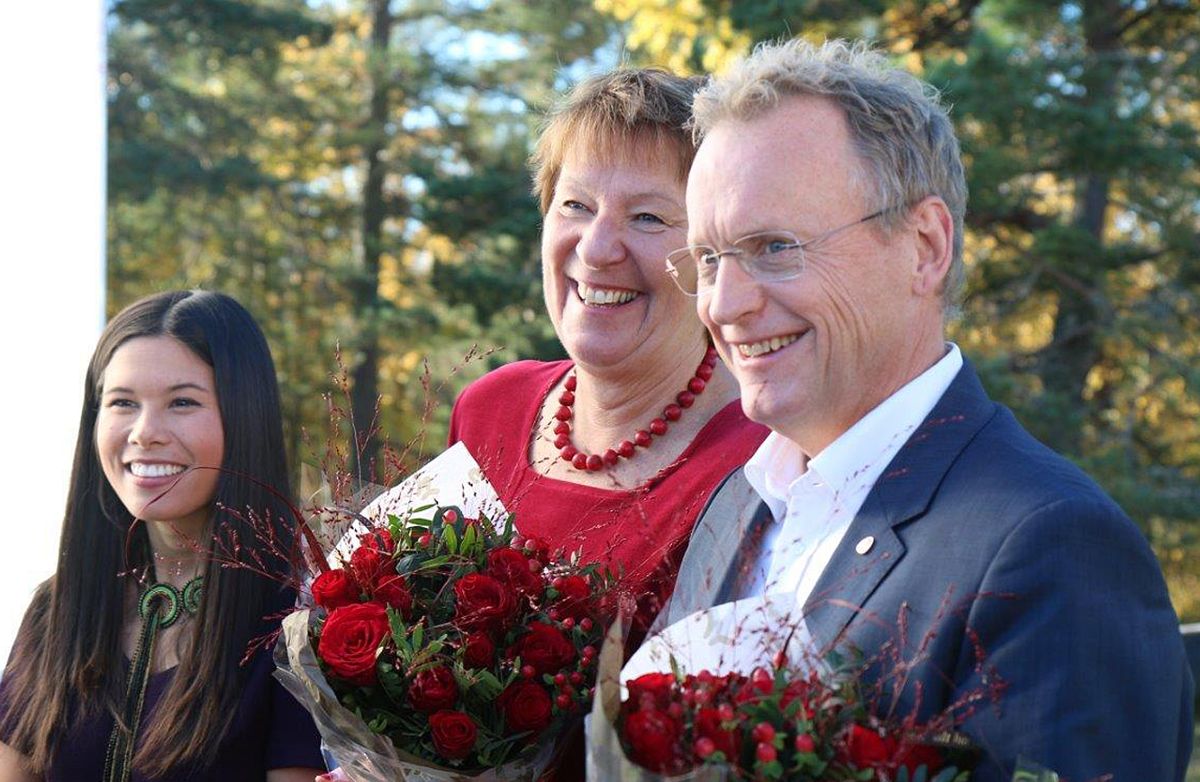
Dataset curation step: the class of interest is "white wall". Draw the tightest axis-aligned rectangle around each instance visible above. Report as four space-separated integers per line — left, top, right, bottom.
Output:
0 5 106 660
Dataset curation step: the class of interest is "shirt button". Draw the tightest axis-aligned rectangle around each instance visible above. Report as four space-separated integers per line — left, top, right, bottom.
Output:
855 536 875 555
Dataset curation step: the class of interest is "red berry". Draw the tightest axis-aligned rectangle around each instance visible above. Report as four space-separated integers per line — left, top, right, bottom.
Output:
548 608 561 621
521 664 536 679
751 722 776 744
443 509 458 523
634 430 652 447
569 671 584 686
528 559 540 572
580 617 593 632
556 693 572 710
794 733 816 753
417 533 432 547
617 440 636 458
756 742 777 763
649 418 667 436
694 737 716 759
562 617 575 630
582 645 596 659
554 673 567 686
717 703 735 722
663 404 682 421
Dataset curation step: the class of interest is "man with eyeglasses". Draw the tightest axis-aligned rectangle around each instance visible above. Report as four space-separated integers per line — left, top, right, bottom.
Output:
656 39 1193 780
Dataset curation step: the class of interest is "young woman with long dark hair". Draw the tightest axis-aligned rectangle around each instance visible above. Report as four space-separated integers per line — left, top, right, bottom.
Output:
0 290 324 781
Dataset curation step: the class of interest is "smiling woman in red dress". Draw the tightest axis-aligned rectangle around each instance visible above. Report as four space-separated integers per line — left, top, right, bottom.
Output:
448 70 768 650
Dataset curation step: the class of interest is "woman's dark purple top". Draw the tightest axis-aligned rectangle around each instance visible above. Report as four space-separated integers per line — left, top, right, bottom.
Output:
0 644 324 781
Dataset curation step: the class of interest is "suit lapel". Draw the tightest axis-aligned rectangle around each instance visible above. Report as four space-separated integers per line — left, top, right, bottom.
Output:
657 470 768 629
804 361 998 652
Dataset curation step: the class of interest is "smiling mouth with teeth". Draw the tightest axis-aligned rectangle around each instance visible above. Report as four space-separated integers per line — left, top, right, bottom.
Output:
735 333 803 358
576 280 639 306
129 463 188 479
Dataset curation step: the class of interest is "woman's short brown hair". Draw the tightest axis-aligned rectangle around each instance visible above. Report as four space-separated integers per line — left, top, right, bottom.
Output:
530 67 703 214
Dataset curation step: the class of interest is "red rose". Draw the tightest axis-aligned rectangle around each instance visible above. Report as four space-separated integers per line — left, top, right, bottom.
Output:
372 573 413 618
514 622 575 675
312 569 360 610
498 681 553 736
842 724 893 768
626 672 675 711
350 543 388 587
408 665 458 714
486 548 542 598
733 666 774 704
623 709 683 772
551 575 592 619
359 526 395 553
317 602 390 686
429 710 477 760
453 573 518 633
693 707 740 761
461 631 495 669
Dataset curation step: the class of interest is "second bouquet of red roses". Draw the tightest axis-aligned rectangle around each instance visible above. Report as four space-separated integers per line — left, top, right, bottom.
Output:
276 504 616 781
585 616 980 782
615 659 978 782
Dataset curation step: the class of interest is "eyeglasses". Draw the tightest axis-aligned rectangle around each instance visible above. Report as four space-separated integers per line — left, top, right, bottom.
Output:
665 209 892 296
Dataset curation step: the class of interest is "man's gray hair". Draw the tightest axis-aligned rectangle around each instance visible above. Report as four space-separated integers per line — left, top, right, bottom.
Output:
692 39 968 311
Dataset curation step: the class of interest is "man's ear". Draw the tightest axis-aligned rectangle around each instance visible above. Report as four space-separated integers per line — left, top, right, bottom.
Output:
910 195 954 298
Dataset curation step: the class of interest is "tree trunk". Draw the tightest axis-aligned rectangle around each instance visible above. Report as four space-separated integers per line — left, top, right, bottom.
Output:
349 0 393 481
1040 0 1120 455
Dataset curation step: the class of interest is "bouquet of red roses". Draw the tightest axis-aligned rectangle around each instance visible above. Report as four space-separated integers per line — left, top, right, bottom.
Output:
585 616 978 782
275 503 616 781
616 658 976 781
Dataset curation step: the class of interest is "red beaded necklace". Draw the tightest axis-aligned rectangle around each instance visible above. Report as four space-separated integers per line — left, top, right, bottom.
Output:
552 346 719 471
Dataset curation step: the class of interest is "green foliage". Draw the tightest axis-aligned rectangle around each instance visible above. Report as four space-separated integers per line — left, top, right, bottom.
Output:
107 0 615 482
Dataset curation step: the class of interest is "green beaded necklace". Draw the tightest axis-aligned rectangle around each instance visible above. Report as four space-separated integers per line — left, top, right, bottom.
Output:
102 576 204 782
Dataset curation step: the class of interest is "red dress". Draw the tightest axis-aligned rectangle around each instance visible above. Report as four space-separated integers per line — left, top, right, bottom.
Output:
448 359 768 638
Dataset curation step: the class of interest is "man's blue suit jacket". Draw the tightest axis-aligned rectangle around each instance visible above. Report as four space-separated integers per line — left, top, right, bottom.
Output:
660 361 1194 781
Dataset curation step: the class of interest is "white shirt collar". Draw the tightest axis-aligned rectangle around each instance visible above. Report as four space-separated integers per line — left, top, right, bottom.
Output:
745 344 964 522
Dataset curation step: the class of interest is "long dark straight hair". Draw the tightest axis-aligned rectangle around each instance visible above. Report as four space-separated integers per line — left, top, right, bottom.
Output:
0 290 297 775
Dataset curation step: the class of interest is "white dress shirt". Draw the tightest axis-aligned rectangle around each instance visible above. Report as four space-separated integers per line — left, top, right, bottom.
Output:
743 344 964 603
